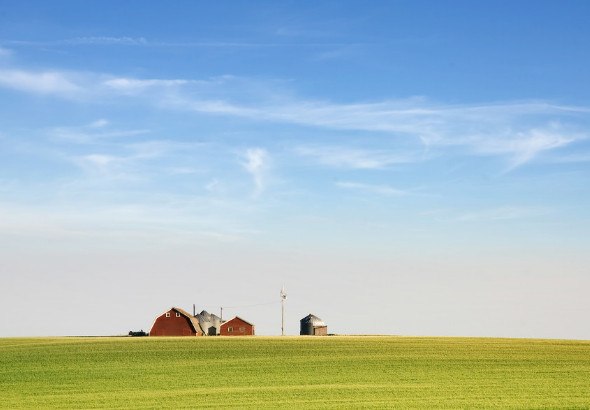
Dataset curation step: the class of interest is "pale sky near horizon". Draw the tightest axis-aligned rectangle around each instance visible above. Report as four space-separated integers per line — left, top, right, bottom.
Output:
1 1 590 338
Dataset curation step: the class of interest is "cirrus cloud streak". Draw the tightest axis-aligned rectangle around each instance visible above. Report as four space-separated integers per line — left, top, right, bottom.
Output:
0 68 588 169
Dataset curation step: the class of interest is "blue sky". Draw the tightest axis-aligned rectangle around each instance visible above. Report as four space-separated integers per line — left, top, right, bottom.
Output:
1 1 590 338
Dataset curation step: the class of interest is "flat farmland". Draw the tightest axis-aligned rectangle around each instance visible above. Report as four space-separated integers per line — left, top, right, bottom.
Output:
1 336 589 408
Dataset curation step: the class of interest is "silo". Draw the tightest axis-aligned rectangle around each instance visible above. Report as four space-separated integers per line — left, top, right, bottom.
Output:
300 314 327 335
195 310 222 335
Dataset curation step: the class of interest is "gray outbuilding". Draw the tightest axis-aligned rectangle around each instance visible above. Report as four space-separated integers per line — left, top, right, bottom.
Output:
195 310 222 336
300 314 328 336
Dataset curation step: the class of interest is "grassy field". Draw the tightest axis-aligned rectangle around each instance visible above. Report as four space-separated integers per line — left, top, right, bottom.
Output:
1 336 589 408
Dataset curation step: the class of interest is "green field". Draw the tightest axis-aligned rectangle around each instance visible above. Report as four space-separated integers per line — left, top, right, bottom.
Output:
1 336 589 408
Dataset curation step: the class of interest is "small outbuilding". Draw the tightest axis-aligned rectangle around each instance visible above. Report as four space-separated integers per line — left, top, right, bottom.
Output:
220 316 255 336
300 314 327 336
150 307 203 336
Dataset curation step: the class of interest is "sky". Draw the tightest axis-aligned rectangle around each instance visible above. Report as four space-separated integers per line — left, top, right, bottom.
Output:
1 1 590 339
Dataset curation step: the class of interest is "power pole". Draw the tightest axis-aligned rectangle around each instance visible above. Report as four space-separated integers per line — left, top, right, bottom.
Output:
280 285 287 336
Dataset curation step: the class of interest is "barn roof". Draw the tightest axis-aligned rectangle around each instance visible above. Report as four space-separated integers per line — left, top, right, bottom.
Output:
221 316 254 326
171 307 204 334
300 314 326 327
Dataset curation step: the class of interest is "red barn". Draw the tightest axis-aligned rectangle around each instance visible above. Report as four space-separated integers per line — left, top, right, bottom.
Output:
220 316 255 336
150 307 202 336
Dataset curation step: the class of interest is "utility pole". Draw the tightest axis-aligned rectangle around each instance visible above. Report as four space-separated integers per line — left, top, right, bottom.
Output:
280 285 287 336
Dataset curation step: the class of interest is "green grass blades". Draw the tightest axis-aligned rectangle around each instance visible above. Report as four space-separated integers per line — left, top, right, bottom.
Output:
1 336 589 408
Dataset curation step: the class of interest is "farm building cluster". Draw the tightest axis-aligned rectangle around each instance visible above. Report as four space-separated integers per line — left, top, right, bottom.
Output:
150 307 255 336
146 306 328 336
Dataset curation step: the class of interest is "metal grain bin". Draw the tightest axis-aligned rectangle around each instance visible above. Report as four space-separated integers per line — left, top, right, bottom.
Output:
195 310 222 336
300 314 327 336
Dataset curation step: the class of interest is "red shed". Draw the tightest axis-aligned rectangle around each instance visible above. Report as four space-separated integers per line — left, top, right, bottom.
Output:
150 307 202 336
220 316 255 336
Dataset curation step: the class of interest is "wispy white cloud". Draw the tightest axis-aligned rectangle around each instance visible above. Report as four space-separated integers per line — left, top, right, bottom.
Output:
0 46 12 57
458 206 549 222
70 140 200 176
4 37 149 47
261 101 588 164
79 153 118 166
50 121 150 143
472 127 577 170
166 167 203 175
1 67 588 168
336 181 406 196
167 88 588 168
72 153 132 176
66 36 149 46
103 77 189 93
242 148 270 196
90 119 109 128
296 145 419 169
5 37 355 49
0 69 81 95
0 69 191 100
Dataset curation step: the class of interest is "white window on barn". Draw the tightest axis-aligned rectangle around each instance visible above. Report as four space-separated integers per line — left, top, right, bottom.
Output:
166 312 171 317
228 327 233 332
240 327 245 332
176 312 181 317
